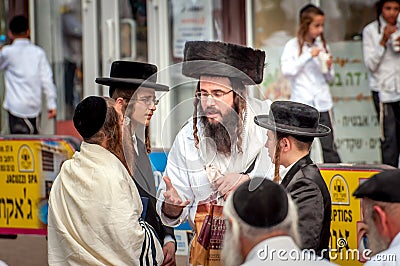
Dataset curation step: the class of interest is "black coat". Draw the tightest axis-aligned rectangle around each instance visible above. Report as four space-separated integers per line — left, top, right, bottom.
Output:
281 155 331 259
134 138 175 246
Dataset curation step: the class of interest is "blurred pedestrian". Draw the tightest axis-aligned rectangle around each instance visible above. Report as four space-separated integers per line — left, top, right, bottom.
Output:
281 4 341 163
362 0 400 167
0 15 57 134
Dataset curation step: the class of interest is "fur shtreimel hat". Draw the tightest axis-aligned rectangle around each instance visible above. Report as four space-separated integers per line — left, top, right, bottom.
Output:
254 101 331 137
95 61 169 97
182 41 266 84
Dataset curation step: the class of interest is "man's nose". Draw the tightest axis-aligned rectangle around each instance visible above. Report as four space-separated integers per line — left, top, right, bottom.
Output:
206 95 216 106
149 104 156 111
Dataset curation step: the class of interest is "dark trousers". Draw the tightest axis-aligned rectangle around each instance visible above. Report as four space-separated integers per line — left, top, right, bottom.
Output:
372 91 380 117
319 111 341 163
8 112 39 134
381 102 400 167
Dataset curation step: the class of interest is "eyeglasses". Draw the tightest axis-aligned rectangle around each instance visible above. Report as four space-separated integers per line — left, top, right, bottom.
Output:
131 97 159 106
195 89 233 99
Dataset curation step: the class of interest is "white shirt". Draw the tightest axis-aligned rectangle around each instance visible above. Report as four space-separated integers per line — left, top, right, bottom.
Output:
362 17 400 103
0 38 57 117
365 232 400 266
242 236 336 265
281 37 335 112
156 98 273 227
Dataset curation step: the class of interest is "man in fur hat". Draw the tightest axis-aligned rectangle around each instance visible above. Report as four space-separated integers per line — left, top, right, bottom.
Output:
254 101 332 259
156 41 273 228
96 61 177 266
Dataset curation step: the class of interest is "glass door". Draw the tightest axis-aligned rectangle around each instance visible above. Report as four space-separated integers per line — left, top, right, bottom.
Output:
83 0 150 97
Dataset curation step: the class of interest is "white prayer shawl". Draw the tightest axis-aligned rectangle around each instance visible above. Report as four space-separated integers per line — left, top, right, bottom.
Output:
48 142 163 265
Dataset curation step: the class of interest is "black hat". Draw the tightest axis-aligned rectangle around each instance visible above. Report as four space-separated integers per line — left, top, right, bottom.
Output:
233 178 289 228
73 96 107 139
182 41 265 84
353 169 400 203
95 61 169 97
254 101 331 137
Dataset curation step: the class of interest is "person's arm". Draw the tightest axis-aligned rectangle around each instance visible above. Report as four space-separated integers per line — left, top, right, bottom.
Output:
156 129 193 226
281 39 314 78
287 178 324 250
39 50 57 118
0 46 8 70
362 24 386 73
161 228 176 266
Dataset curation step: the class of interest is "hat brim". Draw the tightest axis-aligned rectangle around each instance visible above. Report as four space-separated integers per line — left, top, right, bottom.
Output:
95 77 169 91
254 115 331 137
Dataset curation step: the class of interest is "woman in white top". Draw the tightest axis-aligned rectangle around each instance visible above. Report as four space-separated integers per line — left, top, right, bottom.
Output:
281 4 341 163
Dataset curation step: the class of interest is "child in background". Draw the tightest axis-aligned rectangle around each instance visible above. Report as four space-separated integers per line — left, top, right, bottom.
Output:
280 4 341 163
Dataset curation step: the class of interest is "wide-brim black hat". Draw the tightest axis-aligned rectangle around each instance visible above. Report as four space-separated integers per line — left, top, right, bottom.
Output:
254 101 331 137
182 41 265 84
95 61 169 97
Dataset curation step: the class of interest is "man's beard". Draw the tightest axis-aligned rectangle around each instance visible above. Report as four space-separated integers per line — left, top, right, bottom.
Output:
366 219 390 256
221 224 244 266
200 106 239 156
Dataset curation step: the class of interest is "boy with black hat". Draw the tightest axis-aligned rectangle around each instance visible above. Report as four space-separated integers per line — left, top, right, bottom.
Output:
96 61 177 265
48 96 163 265
353 169 400 263
254 100 332 259
222 178 335 265
156 41 273 227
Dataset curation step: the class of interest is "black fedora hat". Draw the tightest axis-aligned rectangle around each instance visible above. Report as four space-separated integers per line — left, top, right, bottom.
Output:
254 101 331 137
182 41 265 84
95 61 169 97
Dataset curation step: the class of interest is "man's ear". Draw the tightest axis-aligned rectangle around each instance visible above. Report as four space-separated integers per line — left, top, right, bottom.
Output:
373 205 390 238
7 30 14 40
280 137 290 152
115 97 125 111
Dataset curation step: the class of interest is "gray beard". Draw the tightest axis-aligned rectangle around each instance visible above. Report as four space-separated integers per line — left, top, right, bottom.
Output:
221 226 244 266
366 219 390 256
200 108 239 155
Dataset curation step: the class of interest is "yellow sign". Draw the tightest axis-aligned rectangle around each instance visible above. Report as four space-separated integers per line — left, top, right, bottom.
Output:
330 174 350 205
0 137 77 235
320 165 393 266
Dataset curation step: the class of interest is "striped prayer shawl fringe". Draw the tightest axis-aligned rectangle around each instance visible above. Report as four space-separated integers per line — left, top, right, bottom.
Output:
139 219 160 266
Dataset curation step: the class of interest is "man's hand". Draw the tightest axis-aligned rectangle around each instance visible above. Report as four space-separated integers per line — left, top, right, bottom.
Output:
215 173 249 199
162 176 190 218
47 109 56 119
161 241 176 266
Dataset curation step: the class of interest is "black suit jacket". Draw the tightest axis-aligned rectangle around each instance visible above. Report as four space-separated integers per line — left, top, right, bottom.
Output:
281 155 331 259
134 138 175 246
